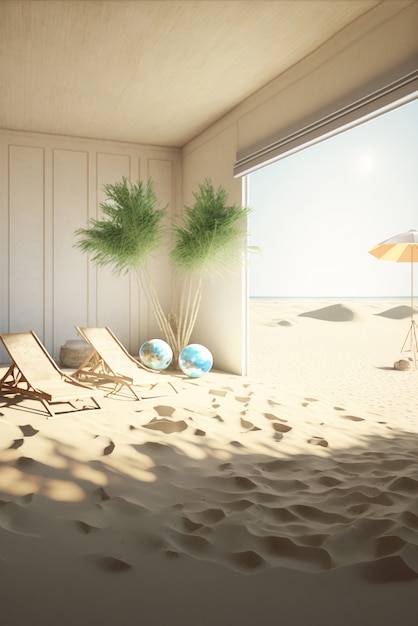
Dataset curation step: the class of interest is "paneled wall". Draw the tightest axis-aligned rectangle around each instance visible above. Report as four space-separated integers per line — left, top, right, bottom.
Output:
0 130 181 363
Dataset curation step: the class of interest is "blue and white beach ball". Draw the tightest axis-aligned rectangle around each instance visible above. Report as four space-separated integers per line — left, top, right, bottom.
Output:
179 344 213 378
139 339 173 371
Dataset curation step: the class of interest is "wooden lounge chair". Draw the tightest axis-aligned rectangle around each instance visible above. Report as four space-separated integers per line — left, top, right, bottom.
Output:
0 331 102 418
73 326 178 400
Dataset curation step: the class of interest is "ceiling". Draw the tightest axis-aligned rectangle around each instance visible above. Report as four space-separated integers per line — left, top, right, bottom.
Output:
0 0 383 147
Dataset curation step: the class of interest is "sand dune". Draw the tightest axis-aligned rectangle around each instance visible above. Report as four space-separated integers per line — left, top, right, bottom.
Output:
375 305 417 319
1 299 418 625
298 302 356 321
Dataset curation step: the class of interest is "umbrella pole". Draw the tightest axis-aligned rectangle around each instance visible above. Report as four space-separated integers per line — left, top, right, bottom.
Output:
400 256 418 369
411 256 414 324
401 320 418 369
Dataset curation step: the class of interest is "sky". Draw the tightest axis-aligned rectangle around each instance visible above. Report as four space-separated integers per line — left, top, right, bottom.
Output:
248 97 418 298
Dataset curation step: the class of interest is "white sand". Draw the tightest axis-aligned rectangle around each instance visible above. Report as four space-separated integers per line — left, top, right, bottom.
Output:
1 299 418 625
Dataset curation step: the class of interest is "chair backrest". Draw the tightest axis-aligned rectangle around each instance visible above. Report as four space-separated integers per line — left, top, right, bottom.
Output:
77 327 136 374
0 332 63 385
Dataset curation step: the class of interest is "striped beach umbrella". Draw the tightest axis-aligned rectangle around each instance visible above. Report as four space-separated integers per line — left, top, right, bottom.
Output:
369 229 418 364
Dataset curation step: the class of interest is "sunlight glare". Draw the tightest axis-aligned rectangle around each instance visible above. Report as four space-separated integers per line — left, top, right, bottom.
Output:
354 151 376 175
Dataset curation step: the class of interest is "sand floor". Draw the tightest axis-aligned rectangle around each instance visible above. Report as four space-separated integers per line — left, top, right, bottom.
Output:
1 299 417 625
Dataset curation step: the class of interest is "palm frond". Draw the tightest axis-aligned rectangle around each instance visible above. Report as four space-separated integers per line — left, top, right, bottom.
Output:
170 179 252 276
74 177 166 272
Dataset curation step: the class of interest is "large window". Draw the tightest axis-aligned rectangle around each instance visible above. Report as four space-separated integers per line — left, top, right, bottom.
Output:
248 98 418 298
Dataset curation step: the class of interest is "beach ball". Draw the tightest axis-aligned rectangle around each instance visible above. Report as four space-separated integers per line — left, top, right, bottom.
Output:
179 343 213 378
139 339 173 371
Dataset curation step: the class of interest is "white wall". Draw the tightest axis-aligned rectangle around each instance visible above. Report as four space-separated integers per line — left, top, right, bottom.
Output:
0 130 181 363
182 124 247 375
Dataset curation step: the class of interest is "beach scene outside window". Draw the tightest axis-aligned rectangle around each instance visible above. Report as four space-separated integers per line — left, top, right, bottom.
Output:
247 95 418 386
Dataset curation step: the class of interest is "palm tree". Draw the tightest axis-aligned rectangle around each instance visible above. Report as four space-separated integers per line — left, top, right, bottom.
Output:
169 179 253 359
75 177 254 366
